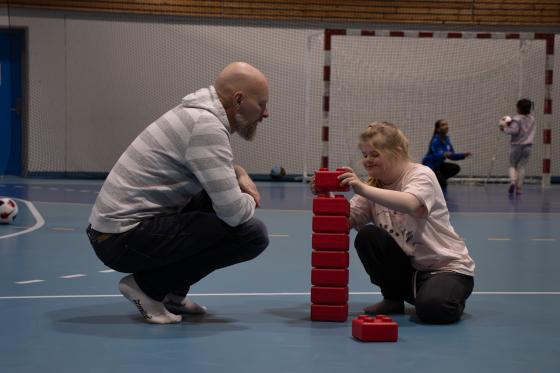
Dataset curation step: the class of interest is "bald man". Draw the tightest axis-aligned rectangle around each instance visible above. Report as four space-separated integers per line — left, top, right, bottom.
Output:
86 62 270 324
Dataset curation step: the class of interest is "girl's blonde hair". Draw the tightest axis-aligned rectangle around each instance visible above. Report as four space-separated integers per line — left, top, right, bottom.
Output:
359 121 410 187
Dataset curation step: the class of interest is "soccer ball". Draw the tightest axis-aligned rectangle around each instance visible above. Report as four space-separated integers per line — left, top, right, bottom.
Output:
0 198 18 224
270 165 286 180
499 115 512 127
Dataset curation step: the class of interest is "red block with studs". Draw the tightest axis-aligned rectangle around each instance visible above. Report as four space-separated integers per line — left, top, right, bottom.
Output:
312 233 349 251
312 216 349 233
311 286 348 305
352 314 398 342
311 304 348 322
314 168 349 192
312 194 350 216
312 251 349 268
311 268 348 287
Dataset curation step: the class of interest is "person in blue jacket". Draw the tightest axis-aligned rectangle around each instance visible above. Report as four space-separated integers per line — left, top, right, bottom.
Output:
422 119 471 195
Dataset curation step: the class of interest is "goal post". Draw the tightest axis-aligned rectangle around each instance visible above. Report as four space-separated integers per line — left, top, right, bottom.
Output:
305 29 555 187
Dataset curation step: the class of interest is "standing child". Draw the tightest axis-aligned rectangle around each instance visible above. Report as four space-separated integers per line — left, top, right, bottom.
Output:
499 98 536 195
315 122 475 324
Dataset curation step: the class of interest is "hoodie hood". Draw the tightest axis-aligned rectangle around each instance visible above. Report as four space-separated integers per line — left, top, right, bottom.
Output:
181 86 231 133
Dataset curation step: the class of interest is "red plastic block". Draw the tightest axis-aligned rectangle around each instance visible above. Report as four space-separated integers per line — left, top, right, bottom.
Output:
312 216 349 233
315 168 350 192
312 233 349 251
312 251 349 268
311 268 348 286
311 304 348 322
352 314 398 342
312 195 350 216
311 286 348 305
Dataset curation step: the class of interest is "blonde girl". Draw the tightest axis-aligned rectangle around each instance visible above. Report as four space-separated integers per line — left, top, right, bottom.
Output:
337 122 475 324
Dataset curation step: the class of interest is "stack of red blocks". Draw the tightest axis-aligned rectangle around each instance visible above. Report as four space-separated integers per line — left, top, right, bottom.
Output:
311 168 350 322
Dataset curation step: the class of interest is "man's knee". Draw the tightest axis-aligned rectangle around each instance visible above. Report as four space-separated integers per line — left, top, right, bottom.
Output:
415 294 465 324
239 217 269 257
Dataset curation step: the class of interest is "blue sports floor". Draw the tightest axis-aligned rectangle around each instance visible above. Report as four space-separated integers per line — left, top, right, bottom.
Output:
0 177 559 372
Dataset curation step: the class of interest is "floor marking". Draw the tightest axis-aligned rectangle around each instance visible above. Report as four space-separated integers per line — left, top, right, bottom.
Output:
13 185 24 189
1 291 560 300
31 186 42 189
59 274 87 279
64 189 75 192
269 234 289 237
98 269 115 273
79 190 89 193
48 187 59 191
488 237 511 241
51 227 75 231
0 198 45 240
531 238 556 241
14 280 45 285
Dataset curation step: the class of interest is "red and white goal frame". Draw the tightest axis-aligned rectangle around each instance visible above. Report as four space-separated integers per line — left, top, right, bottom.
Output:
318 29 555 187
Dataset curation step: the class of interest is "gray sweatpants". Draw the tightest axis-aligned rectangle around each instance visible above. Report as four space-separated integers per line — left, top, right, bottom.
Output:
509 144 532 187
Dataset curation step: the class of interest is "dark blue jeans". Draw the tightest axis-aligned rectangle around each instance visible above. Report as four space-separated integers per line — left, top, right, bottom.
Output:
87 192 269 301
354 224 474 324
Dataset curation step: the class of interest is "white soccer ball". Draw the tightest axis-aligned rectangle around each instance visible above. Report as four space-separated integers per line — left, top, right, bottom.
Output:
499 116 512 127
270 165 286 180
0 198 18 224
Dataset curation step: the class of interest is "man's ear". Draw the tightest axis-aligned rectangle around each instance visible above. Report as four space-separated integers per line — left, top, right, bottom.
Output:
233 92 244 107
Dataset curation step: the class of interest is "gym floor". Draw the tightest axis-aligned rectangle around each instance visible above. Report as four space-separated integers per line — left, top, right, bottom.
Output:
1 177 559 372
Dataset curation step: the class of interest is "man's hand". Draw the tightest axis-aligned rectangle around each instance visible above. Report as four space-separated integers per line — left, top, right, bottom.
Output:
234 165 261 207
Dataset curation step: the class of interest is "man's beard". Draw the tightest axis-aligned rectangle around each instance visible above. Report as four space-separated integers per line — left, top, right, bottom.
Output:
235 113 258 141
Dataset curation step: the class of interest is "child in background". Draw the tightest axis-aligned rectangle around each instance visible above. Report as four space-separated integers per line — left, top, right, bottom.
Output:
315 122 475 324
422 119 471 197
499 99 536 195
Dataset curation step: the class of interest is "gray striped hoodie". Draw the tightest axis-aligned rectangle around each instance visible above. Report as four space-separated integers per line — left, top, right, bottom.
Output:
89 86 256 233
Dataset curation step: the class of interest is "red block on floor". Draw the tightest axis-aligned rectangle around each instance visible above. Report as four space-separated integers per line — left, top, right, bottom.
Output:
352 314 398 342
311 268 349 286
314 168 350 192
312 233 349 251
312 250 349 268
311 304 348 322
312 216 349 233
311 286 348 305
312 195 350 216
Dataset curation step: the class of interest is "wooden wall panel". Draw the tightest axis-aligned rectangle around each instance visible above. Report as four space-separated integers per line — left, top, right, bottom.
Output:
4 1 560 26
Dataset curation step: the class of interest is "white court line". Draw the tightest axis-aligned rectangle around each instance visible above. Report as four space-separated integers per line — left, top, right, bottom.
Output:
269 234 289 237
1 291 560 299
488 238 511 241
98 269 115 273
51 227 75 231
13 280 45 285
0 198 45 240
59 274 87 279
531 238 556 241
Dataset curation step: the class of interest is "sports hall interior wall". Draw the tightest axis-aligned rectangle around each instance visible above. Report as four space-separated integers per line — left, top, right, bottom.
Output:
0 2 559 179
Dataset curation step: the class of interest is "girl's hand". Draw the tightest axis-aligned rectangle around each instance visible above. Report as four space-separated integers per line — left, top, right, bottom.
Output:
338 167 364 193
309 175 319 195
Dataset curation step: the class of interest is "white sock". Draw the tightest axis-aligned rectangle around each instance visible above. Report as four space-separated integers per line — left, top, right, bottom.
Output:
163 293 208 315
118 275 182 324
